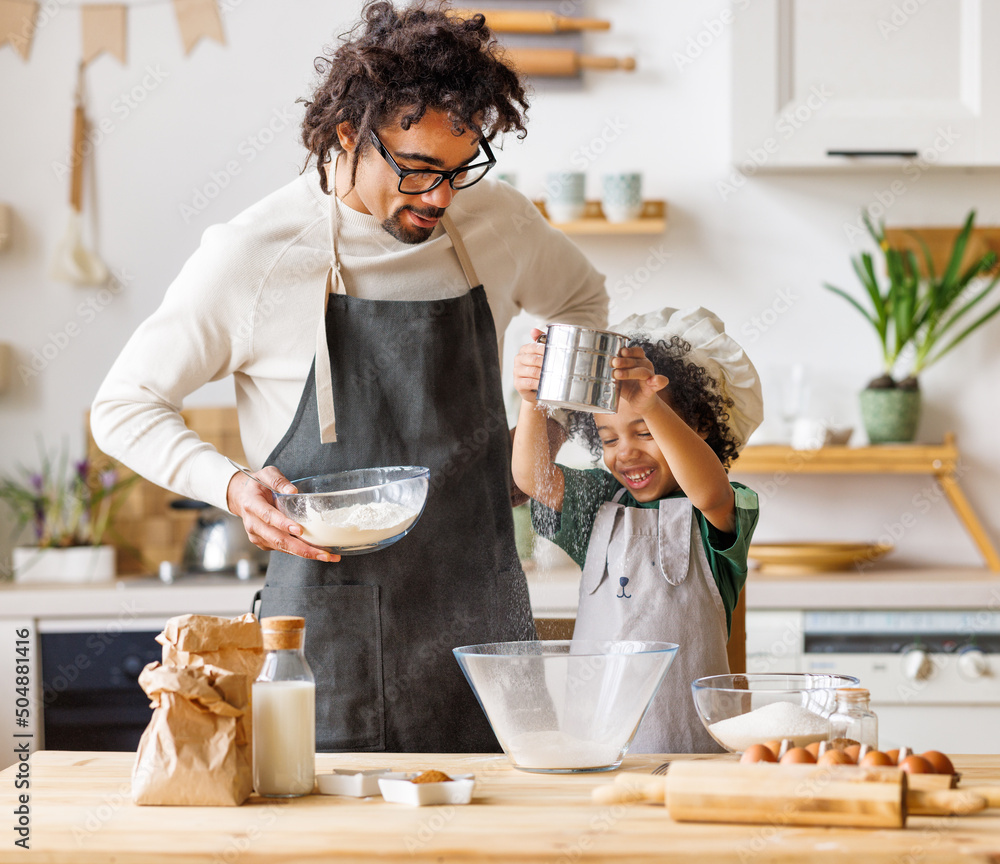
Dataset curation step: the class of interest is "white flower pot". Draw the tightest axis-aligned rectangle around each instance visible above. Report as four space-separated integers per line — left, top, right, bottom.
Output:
12 545 116 584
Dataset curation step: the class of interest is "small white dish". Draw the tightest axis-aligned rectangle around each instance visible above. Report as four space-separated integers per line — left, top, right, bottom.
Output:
316 769 407 797
377 773 475 806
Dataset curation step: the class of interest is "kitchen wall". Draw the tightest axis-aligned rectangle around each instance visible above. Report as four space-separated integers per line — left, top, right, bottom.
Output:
2 0 999 570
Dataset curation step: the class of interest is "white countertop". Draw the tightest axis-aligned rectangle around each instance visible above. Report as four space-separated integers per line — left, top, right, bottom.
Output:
746 565 1000 609
0 566 585 621
3 564 997 621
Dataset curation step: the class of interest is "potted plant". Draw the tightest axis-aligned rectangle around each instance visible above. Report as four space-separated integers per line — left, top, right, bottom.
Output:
825 209 1000 443
0 442 136 583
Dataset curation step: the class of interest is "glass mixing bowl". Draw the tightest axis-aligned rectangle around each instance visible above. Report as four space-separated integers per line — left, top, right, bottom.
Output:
274 466 429 555
691 673 860 753
453 640 679 773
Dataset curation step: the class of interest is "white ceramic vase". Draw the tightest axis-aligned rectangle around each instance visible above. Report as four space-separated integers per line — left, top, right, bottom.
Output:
12 545 115 584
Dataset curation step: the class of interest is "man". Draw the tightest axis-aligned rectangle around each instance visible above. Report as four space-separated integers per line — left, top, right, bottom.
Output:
91 0 607 752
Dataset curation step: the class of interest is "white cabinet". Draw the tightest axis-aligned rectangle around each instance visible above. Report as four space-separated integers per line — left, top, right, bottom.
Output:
732 0 1000 168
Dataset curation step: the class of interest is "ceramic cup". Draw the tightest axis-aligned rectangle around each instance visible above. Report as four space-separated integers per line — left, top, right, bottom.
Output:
791 417 828 450
601 172 643 223
543 171 586 222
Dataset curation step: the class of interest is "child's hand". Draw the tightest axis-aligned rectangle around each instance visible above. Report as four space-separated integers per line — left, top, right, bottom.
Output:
513 328 546 402
613 346 669 414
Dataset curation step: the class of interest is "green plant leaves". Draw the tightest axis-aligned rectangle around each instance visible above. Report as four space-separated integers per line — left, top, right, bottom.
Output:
826 208 1000 381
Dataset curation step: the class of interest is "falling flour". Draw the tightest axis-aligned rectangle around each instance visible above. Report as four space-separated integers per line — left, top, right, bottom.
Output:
505 730 623 770
297 501 418 548
708 701 830 751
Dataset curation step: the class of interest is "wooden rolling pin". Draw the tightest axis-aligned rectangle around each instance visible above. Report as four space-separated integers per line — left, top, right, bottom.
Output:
593 763 991 828
503 47 635 77
451 9 610 32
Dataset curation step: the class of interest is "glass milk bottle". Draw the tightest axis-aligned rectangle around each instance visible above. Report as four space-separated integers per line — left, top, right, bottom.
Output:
828 687 878 750
253 616 315 797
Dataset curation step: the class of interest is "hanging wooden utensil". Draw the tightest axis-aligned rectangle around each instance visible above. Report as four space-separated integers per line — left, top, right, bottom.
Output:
451 9 611 33
51 61 109 286
503 47 635 77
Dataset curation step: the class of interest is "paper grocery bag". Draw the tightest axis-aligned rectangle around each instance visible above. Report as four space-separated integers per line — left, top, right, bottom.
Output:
157 612 264 678
157 612 264 760
132 662 252 806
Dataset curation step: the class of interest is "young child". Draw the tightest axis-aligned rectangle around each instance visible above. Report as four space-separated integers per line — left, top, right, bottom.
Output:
511 307 763 754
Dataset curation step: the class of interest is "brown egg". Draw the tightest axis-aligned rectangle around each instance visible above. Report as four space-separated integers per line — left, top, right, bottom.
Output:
805 741 822 757
899 755 935 774
921 751 955 775
741 744 778 764
763 740 783 758
780 747 817 765
844 745 861 763
818 749 853 766
860 751 894 767
885 749 900 765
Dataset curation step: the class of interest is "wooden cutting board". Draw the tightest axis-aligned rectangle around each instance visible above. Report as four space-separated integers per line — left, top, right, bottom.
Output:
664 761 991 828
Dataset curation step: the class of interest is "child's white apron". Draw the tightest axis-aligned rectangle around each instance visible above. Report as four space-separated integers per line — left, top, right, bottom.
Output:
573 489 731 754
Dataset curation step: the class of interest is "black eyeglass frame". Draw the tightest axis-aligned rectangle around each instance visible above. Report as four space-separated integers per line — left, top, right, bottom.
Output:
369 130 496 194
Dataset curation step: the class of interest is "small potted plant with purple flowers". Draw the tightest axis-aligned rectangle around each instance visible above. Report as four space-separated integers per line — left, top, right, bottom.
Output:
0 442 136 583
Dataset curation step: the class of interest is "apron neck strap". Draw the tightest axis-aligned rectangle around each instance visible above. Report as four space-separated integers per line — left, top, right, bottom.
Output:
316 158 343 443
440 212 480 288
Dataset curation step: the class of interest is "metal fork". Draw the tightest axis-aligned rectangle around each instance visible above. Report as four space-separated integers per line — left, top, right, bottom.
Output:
651 762 670 775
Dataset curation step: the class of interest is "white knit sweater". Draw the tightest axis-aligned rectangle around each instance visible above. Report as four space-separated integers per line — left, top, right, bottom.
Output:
91 175 608 511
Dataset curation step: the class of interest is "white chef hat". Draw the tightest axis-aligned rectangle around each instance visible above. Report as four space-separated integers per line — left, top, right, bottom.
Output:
612 306 764 451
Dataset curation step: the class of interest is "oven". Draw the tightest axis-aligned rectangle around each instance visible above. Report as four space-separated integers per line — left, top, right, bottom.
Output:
38 618 165 752
747 609 1000 753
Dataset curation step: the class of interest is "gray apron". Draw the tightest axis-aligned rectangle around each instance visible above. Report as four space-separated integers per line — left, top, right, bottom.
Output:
257 190 535 753
572 489 730 754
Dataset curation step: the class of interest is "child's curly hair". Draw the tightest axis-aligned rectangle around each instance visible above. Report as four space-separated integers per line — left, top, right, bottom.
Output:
567 335 741 470
300 0 529 194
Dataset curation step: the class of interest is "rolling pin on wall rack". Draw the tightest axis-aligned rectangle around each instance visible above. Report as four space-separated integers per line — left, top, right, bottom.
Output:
453 6 636 77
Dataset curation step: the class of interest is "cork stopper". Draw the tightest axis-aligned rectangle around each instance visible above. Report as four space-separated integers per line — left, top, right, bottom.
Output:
261 616 305 651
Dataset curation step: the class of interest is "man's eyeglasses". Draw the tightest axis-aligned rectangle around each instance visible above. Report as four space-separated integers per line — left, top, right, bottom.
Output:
369 130 496 194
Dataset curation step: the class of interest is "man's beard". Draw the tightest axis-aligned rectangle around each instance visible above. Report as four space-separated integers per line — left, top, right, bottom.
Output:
382 204 445 245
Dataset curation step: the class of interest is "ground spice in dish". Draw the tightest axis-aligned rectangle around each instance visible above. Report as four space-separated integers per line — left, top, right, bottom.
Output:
411 770 452 784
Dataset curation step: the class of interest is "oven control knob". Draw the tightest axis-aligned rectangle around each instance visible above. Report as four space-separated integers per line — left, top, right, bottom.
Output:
902 648 932 681
121 654 145 678
957 648 989 679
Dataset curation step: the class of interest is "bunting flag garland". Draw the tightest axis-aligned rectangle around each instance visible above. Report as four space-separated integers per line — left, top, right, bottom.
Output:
0 0 38 60
172 0 224 56
0 0 224 62
81 4 127 66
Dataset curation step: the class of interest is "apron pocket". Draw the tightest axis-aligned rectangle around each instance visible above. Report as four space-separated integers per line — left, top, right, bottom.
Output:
259 584 385 752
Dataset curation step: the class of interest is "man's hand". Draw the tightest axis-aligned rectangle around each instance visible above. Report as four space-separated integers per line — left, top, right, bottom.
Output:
226 466 340 563
613 346 668 415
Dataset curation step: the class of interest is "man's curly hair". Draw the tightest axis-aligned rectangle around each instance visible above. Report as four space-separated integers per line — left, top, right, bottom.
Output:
567 335 741 470
300 0 529 194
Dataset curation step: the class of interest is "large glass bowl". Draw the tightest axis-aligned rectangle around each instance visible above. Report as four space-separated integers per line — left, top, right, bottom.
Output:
691 673 860 753
453 640 679 774
274 466 429 555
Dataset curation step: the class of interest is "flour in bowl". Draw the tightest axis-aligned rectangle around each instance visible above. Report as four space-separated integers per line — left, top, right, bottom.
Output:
505 730 623 770
298 501 418 548
708 701 829 751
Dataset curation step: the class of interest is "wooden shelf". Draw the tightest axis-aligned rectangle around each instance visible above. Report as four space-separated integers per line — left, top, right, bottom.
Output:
731 433 1000 572
533 200 667 235
735 438 958 476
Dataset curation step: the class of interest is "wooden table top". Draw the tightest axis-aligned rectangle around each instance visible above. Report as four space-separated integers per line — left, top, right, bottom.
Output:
2 750 999 863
